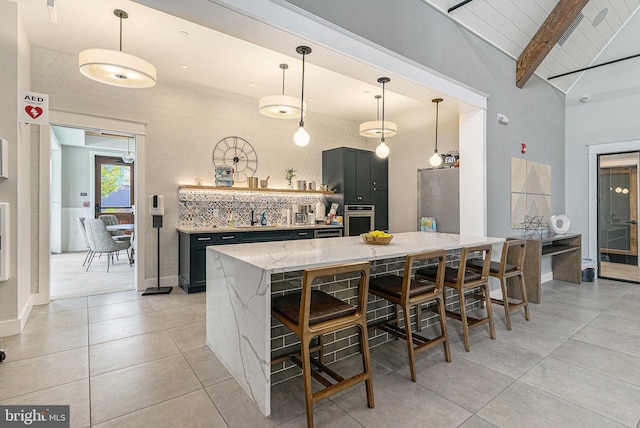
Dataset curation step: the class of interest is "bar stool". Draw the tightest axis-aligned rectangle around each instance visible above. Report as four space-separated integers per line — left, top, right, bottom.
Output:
368 249 450 382
467 239 530 330
271 261 374 428
416 244 495 352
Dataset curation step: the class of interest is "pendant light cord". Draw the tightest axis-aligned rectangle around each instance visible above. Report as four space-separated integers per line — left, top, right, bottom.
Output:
119 13 123 52
435 101 439 153
299 52 306 128
381 80 386 143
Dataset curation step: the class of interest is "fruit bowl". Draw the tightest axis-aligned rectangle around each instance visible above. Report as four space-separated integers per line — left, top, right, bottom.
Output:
361 232 393 245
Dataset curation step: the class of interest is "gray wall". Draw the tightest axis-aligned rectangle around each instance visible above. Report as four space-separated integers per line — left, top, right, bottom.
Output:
285 0 566 237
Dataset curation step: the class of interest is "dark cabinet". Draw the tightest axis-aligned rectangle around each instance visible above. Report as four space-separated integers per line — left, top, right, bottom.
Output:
322 147 388 230
178 227 318 293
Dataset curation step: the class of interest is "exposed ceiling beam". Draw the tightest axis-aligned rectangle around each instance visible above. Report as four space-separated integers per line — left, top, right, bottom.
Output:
516 0 589 89
448 0 476 14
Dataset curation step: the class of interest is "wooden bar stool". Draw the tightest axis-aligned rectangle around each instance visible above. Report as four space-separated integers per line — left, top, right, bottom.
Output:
271 261 374 428
416 244 495 352
368 249 451 382
467 239 530 330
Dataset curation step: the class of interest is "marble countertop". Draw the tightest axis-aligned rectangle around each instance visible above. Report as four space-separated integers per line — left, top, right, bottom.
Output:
177 224 343 234
208 231 504 273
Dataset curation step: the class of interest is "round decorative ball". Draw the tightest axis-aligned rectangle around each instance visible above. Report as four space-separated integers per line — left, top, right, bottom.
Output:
549 215 570 234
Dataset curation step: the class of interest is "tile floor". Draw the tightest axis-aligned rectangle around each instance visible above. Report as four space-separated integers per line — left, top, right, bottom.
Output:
1 278 639 427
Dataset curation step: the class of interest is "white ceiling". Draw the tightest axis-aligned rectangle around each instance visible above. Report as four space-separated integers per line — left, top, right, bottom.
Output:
423 0 640 93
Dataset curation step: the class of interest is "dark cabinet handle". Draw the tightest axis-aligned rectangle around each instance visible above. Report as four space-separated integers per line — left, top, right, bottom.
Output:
298 232 309 236
197 237 212 241
222 235 236 240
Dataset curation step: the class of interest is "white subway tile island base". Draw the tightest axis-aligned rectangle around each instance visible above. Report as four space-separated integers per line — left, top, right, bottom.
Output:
206 232 504 415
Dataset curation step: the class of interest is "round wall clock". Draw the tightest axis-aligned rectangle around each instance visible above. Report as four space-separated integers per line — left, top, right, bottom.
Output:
212 136 258 183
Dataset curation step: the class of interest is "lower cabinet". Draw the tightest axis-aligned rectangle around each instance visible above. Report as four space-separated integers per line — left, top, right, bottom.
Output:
178 228 318 293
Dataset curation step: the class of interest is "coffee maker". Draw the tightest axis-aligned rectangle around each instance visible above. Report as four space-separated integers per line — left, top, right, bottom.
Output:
293 204 309 224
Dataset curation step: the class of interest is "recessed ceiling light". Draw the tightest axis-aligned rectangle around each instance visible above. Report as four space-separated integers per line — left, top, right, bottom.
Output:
308 98 316 102
179 63 189 69
249 82 258 87
179 30 190 37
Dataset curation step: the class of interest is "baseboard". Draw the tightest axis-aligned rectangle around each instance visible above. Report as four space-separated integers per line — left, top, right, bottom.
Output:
541 271 554 283
141 275 178 291
0 293 37 337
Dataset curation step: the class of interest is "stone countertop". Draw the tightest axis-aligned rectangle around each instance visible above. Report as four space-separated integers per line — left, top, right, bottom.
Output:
207 231 504 273
177 224 343 234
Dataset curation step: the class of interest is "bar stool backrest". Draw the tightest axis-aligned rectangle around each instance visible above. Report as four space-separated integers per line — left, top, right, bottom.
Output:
458 244 492 285
402 249 446 305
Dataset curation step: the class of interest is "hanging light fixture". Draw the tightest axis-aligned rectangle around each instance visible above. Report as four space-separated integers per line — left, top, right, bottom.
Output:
375 77 391 158
360 94 398 138
122 136 135 164
622 173 629 194
615 172 623 193
429 98 444 167
293 46 312 147
259 64 303 119
79 9 157 89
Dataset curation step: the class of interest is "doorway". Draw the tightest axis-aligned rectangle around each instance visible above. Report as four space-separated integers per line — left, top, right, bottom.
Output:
598 153 640 282
49 126 137 299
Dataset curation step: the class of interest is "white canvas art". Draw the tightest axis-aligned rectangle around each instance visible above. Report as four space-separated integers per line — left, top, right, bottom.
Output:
511 158 551 228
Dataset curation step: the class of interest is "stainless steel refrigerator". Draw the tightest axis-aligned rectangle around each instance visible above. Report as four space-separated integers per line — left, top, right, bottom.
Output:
417 168 460 233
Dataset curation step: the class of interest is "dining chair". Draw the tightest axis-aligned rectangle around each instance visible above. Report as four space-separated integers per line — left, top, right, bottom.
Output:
77 217 93 267
84 219 132 272
98 214 130 242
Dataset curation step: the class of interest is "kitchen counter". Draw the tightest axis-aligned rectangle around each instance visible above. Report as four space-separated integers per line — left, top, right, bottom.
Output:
176 223 342 234
205 231 503 415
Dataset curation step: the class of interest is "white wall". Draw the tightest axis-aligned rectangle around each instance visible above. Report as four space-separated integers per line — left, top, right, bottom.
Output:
31 47 367 282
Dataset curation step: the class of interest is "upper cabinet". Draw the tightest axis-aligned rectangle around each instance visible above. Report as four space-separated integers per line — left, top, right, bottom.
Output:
322 147 388 230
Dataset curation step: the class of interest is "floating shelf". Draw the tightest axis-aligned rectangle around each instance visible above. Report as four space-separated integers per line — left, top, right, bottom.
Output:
179 185 333 195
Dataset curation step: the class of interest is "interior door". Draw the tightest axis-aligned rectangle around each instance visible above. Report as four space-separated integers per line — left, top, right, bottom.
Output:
599 166 638 263
94 155 135 225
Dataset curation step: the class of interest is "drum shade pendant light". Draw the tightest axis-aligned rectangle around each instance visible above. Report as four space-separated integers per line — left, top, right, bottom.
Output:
79 9 157 89
293 46 312 147
360 95 398 138
375 77 391 159
259 64 303 119
429 98 444 167
122 136 135 164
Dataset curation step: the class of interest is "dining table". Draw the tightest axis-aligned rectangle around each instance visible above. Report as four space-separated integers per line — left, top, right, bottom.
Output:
106 224 135 262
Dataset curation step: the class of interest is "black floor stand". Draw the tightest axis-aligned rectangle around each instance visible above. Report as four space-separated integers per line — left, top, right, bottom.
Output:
143 216 172 296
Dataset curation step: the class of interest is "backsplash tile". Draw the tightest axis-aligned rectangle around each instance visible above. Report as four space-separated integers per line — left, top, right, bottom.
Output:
178 188 326 228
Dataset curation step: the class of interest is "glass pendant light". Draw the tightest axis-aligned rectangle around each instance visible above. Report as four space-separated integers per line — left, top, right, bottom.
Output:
122 136 135 163
615 173 622 193
293 46 312 147
375 77 391 159
429 98 444 167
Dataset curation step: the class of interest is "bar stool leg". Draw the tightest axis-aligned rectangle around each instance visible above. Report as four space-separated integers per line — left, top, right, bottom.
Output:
301 337 315 428
499 276 513 331
518 272 531 321
404 305 418 382
457 289 471 352
359 322 375 408
437 297 451 362
416 304 422 332
483 283 496 340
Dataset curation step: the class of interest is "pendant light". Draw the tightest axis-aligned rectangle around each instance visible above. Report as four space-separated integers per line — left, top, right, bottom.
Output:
360 95 398 138
429 98 444 167
622 173 629 194
122 136 135 164
375 77 391 159
79 9 157 89
293 46 312 147
258 64 303 119
615 173 622 193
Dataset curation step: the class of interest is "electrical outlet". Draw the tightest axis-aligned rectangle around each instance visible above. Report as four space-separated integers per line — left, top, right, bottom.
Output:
213 208 219 218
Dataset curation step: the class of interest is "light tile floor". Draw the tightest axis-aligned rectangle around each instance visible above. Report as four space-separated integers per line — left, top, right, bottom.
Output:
1 278 639 427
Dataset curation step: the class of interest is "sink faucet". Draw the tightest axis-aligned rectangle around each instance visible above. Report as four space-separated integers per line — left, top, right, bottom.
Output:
250 209 259 226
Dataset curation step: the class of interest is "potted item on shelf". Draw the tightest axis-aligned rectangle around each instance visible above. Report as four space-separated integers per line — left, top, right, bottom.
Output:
284 168 296 189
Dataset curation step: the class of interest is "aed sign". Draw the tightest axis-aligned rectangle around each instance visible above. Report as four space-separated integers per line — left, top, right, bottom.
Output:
19 91 49 125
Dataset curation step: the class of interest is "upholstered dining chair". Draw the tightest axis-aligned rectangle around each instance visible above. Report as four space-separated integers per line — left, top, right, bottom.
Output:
84 219 131 272
98 214 130 242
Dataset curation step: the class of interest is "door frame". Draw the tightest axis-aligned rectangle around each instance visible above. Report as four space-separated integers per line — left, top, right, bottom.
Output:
588 140 640 273
38 111 147 303
598 165 638 258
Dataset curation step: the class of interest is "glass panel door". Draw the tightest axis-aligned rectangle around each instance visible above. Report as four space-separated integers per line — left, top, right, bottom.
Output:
94 155 135 225
598 153 639 282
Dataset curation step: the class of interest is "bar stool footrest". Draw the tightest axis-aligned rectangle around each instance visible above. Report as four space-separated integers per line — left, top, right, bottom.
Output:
491 298 527 312
445 310 491 329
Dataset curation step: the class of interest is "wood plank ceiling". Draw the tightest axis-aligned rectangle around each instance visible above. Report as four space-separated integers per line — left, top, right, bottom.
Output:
422 0 640 93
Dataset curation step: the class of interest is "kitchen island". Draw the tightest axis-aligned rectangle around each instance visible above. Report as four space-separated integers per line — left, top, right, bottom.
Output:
206 231 503 415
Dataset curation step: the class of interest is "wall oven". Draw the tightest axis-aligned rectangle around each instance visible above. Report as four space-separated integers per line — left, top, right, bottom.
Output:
344 205 375 236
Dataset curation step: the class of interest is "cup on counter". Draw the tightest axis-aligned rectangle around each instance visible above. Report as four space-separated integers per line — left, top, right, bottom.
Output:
297 180 306 190
308 181 316 191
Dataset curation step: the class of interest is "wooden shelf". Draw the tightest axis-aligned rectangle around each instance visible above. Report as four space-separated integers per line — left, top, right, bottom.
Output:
179 185 333 195
541 244 580 257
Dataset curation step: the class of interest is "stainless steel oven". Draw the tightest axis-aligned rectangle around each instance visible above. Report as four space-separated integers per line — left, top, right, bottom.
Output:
344 205 375 236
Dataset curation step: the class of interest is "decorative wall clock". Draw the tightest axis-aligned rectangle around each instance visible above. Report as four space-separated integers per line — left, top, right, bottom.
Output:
212 136 258 183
